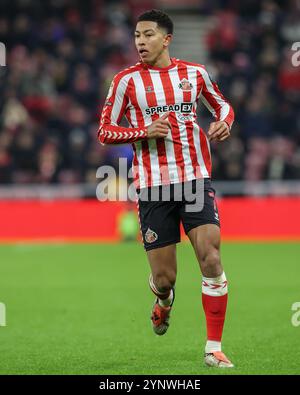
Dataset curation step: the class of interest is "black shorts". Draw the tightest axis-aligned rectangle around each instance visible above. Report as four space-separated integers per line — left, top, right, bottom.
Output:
136 178 220 251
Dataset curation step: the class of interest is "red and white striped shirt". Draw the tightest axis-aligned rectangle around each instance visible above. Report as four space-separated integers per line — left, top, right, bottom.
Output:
98 57 234 189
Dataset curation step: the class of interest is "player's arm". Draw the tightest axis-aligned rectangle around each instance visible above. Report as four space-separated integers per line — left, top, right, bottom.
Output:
98 76 170 145
98 74 147 145
198 66 234 142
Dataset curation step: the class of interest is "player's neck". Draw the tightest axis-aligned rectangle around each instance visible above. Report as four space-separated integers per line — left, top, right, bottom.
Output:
148 51 172 69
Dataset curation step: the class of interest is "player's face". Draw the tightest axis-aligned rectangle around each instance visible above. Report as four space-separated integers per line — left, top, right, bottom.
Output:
135 21 171 64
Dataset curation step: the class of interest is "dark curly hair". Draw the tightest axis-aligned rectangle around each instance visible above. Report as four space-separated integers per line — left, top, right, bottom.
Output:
137 9 174 35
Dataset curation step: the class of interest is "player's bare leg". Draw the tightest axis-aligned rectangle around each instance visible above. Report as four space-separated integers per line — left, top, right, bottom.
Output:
146 244 177 335
188 224 234 368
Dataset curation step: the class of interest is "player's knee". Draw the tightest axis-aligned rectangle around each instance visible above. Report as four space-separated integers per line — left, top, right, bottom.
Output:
201 247 221 273
153 271 176 293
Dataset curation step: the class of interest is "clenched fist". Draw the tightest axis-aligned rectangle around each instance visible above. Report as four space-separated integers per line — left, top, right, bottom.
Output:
208 121 230 142
146 112 171 139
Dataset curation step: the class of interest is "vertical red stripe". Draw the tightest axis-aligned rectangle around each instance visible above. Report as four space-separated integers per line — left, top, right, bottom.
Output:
159 70 187 183
177 65 202 179
125 78 145 126
139 70 170 185
199 128 212 177
125 104 139 187
125 93 133 127
116 81 130 125
129 77 152 187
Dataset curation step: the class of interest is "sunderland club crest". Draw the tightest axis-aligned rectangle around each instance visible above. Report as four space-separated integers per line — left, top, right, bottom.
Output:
178 78 193 91
145 227 158 243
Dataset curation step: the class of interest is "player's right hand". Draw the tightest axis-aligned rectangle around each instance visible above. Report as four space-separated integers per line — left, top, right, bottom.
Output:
146 112 171 139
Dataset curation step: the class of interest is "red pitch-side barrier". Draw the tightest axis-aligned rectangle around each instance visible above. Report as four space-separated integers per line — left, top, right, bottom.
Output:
0 198 299 242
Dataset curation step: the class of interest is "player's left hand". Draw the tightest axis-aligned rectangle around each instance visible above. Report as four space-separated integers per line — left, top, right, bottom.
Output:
207 121 230 142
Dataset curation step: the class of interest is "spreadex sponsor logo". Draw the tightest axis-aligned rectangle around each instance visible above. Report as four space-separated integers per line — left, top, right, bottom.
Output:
145 102 193 116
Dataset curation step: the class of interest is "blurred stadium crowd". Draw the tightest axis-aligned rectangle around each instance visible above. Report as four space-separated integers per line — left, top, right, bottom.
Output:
0 0 299 185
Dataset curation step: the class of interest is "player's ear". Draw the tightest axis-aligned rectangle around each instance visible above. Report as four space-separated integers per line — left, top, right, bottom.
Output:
163 34 172 48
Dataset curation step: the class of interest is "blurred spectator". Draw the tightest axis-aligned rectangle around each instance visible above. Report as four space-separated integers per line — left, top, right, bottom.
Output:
204 0 300 181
